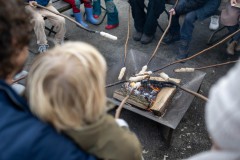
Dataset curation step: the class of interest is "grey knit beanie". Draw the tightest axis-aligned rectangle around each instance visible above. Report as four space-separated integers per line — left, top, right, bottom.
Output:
206 61 240 151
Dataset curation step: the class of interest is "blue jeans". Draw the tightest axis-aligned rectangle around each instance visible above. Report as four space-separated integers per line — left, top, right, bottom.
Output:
169 0 198 41
170 13 198 41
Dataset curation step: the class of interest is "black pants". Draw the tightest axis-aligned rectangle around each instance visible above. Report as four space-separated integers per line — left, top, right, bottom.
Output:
129 0 165 36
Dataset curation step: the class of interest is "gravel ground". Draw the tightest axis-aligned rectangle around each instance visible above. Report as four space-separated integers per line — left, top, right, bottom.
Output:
27 0 238 159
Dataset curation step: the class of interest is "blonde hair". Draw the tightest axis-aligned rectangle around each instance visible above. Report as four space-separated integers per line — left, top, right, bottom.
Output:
27 42 107 130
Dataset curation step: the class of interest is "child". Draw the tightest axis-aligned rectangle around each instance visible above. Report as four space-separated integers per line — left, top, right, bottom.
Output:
26 42 142 160
93 0 119 29
64 0 98 28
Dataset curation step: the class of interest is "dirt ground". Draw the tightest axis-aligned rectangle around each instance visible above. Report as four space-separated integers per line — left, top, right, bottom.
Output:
27 0 238 159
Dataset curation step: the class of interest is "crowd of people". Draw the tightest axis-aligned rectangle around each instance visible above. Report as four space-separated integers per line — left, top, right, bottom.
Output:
1 0 240 159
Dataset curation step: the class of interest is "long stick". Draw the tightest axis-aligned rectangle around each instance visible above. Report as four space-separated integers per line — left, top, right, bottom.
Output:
195 60 238 70
27 3 117 40
146 0 180 66
124 6 131 67
172 82 208 101
118 6 131 80
115 89 134 119
153 28 240 73
12 75 28 84
174 60 239 72
146 13 173 66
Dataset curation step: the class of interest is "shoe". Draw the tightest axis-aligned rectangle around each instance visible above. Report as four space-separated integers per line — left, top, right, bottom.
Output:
176 40 189 60
74 12 88 28
38 44 49 53
133 31 142 41
209 15 219 31
162 32 180 45
93 15 99 19
105 24 119 30
85 8 99 24
235 42 240 52
141 34 154 44
227 40 237 55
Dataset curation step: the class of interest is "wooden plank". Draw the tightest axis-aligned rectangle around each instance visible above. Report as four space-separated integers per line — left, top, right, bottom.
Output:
113 90 149 110
52 0 71 12
150 87 176 116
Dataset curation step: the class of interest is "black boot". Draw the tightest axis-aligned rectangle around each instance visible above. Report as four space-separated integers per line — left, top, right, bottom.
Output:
141 33 154 44
162 32 180 45
133 31 143 41
176 40 189 60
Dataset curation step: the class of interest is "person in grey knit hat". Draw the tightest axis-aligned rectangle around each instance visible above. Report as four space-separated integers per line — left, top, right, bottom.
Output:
188 61 240 160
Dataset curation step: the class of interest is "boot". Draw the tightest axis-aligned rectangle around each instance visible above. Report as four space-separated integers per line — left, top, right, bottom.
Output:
93 0 101 18
227 40 237 55
141 34 154 44
176 40 189 60
74 12 88 28
85 8 99 24
133 31 142 41
162 32 180 45
235 42 240 52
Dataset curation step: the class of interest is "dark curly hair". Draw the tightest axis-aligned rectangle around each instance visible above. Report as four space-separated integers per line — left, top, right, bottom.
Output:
0 0 31 79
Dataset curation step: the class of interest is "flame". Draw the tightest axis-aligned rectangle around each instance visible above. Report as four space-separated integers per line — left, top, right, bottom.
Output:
150 85 161 92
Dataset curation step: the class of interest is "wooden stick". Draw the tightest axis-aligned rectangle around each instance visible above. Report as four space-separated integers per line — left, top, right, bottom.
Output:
118 6 131 80
153 28 240 73
26 3 117 40
159 72 208 101
195 60 239 70
174 60 239 72
12 75 28 84
146 0 179 66
174 82 208 102
115 89 134 119
146 13 173 66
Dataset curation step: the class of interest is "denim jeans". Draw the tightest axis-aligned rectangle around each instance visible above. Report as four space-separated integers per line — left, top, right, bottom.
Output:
169 12 198 41
169 0 198 41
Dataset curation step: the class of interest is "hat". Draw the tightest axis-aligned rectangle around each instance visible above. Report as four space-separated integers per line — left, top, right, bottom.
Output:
206 61 240 151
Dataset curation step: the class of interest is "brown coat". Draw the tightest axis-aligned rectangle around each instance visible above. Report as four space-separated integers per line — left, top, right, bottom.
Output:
221 1 240 26
65 114 142 160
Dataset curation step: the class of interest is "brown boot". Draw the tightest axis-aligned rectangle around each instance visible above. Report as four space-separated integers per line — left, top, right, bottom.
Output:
235 42 240 52
227 41 237 55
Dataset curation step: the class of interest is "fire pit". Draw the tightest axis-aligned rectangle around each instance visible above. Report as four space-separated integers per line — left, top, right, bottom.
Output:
106 49 206 145
113 78 180 117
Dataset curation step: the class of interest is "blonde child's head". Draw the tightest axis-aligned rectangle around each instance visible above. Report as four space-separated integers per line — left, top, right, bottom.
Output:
27 42 107 131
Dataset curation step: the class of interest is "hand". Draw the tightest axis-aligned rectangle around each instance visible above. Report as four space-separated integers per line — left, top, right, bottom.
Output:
231 0 237 6
169 8 176 15
29 1 38 7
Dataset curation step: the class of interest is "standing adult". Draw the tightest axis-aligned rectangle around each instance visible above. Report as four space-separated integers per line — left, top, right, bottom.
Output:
0 0 95 160
163 0 221 59
25 0 66 53
128 0 166 44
